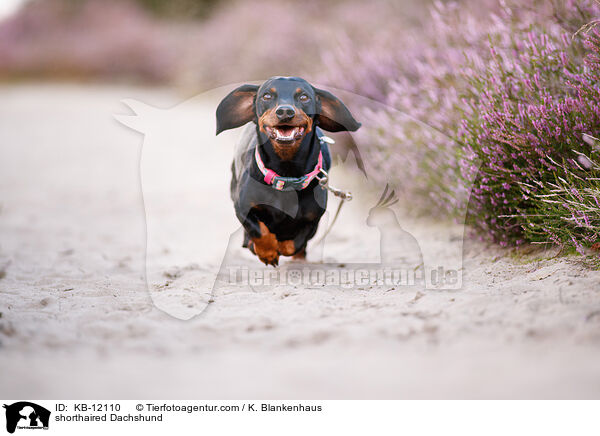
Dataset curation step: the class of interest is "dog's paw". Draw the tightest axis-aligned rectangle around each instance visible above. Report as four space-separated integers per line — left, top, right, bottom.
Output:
277 240 295 256
247 240 279 265
265 255 280 266
256 248 279 266
251 221 280 267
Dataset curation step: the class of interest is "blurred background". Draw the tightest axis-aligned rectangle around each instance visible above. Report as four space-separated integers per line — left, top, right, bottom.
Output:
0 0 429 89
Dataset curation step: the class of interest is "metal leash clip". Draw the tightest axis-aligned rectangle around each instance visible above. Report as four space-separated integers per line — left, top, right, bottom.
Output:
312 167 353 244
316 168 353 201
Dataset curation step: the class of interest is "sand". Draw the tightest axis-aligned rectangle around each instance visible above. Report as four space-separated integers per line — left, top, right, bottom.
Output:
0 83 599 399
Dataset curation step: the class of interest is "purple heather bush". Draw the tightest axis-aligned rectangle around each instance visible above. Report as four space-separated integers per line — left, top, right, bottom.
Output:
318 1 503 216
458 4 600 249
320 0 600 252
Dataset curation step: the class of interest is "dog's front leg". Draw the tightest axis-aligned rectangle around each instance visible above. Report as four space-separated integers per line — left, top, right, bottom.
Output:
250 221 280 266
240 210 280 266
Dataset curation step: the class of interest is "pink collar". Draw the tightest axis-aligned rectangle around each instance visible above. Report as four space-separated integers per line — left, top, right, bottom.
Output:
254 146 323 191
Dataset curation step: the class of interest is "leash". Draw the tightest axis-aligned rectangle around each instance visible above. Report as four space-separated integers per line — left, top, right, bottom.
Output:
313 167 353 245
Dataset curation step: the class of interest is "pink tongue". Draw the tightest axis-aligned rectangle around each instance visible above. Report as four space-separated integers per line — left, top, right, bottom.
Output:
279 127 294 135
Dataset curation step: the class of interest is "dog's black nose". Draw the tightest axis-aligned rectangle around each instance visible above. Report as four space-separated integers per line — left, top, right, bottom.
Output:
275 105 295 121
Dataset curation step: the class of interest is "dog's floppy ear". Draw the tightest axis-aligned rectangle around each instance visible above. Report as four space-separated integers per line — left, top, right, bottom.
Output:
313 87 361 132
216 84 259 135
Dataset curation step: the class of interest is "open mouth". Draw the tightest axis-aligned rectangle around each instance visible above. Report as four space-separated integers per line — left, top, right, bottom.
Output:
264 125 306 143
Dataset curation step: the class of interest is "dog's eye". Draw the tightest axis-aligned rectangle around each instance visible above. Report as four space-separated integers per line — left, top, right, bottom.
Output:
262 93 272 101
299 94 309 103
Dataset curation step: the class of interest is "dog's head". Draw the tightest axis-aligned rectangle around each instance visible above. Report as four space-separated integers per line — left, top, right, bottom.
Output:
216 76 361 160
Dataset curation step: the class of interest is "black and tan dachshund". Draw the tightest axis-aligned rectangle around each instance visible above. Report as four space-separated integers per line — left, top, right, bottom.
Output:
216 76 360 265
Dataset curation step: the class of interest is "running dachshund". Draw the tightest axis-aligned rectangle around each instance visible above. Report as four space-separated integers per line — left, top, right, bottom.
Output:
216 76 361 265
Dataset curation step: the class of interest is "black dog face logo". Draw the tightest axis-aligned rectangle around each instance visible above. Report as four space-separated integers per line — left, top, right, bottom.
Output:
3 402 50 434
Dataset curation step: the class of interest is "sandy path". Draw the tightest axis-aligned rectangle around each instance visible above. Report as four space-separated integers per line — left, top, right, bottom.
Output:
1 83 599 399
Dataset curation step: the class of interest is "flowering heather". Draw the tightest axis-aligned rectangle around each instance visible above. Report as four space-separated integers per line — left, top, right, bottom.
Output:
459 14 600 248
321 0 600 252
319 1 503 215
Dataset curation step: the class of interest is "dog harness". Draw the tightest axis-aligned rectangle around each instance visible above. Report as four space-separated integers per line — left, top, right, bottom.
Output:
254 145 323 191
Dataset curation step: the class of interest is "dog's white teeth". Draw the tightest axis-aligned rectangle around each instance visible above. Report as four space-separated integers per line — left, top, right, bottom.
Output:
276 129 295 140
272 126 305 142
